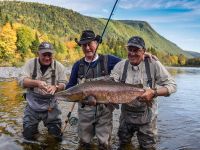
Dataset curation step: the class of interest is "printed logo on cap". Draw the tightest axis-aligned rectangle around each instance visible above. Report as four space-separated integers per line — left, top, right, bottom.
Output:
43 43 51 49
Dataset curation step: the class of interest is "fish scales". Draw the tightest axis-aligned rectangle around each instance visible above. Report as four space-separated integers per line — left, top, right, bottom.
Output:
54 80 145 104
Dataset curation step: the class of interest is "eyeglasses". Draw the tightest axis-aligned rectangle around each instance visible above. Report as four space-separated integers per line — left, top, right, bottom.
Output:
127 47 143 54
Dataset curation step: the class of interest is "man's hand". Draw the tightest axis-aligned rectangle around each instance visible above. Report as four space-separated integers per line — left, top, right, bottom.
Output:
46 85 57 95
37 81 49 94
37 81 48 93
138 88 155 102
83 95 97 106
144 52 158 61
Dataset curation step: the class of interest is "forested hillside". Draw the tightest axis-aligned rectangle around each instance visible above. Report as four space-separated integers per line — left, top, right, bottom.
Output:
0 1 198 66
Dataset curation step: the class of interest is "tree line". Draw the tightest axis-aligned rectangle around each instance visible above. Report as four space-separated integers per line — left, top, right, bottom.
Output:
0 22 199 67
148 47 200 66
0 22 125 66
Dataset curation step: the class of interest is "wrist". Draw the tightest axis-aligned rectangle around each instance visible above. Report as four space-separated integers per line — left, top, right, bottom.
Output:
37 80 46 88
36 80 41 87
152 88 158 98
55 85 59 91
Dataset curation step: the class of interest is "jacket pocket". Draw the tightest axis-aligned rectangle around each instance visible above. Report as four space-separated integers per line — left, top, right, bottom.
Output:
122 103 152 124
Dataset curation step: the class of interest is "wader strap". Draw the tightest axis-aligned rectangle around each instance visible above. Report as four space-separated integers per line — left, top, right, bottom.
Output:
99 54 108 76
121 59 152 88
51 60 56 85
30 58 37 91
78 55 108 80
144 58 152 88
78 58 85 79
31 58 57 91
32 58 37 79
121 60 129 83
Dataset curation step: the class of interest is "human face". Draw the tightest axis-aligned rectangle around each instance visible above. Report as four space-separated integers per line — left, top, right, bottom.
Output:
127 46 145 66
81 41 97 61
38 52 53 66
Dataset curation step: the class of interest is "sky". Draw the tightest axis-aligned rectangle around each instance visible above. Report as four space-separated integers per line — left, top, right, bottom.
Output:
18 0 200 53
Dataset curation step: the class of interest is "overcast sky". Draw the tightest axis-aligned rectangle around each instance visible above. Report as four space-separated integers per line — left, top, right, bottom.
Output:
18 0 200 53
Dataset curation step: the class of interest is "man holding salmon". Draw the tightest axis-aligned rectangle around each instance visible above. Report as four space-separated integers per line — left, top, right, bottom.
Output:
66 30 121 150
110 36 177 150
64 30 159 150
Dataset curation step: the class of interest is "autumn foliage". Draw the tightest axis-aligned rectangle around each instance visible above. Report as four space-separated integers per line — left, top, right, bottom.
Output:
0 22 198 67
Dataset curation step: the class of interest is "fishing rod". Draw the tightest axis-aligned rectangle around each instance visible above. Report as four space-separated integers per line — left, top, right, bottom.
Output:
84 0 120 77
61 102 76 133
61 0 120 133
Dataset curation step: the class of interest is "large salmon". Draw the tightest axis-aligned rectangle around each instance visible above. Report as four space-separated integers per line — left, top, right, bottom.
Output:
54 80 145 104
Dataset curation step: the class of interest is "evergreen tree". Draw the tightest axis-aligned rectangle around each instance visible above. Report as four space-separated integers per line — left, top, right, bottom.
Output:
30 32 40 55
16 26 34 60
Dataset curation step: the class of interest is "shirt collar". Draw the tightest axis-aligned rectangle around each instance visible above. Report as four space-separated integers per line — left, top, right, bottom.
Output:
84 54 99 63
131 61 143 71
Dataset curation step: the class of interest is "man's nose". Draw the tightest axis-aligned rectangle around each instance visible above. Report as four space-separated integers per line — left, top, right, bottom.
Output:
85 44 90 50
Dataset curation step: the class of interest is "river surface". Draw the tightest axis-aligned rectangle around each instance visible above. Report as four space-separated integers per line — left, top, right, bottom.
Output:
0 67 200 150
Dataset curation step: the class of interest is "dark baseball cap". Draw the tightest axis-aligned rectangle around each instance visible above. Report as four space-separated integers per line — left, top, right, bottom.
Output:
38 42 54 54
75 30 101 46
127 36 145 49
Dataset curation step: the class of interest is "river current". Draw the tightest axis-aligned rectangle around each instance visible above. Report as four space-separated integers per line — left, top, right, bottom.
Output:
0 67 200 150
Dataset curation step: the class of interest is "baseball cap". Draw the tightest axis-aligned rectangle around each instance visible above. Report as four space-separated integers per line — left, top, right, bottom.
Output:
38 42 54 54
127 36 145 49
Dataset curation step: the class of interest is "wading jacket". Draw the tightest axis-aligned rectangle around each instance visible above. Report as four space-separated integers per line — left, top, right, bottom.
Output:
110 58 177 124
18 58 66 111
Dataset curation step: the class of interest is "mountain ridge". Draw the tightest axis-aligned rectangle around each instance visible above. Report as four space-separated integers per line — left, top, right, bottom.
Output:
0 1 198 58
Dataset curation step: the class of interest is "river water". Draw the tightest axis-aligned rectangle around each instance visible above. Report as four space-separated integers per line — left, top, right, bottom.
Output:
0 67 200 150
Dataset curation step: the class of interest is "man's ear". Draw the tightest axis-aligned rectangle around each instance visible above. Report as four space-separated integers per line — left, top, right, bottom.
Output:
142 49 146 55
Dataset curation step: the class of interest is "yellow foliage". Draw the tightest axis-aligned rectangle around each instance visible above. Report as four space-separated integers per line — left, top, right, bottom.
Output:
65 41 77 49
12 22 22 30
24 49 35 60
64 41 83 63
178 54 186 65
55 52 68 64
170 55 178 65
0 22 17 59
38 33 49 42
13 23 41 43
67 47 83 63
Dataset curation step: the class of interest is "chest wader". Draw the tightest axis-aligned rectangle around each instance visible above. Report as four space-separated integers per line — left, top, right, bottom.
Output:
23 58 63 141
29 58 57 112
120 58 153 125
77 55 109 143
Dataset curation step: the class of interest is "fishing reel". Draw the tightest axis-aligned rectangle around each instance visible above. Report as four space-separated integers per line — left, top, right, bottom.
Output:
68 117 78 126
